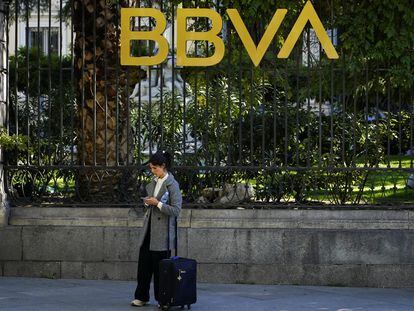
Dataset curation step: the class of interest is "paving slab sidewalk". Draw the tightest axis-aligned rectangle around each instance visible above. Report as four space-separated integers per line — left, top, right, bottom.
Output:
0 277 413 311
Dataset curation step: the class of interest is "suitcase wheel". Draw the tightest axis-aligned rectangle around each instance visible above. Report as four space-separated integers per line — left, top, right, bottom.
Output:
187 305 191 310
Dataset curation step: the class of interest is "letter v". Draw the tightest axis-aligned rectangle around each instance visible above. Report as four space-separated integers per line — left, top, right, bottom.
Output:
227 8 287 67
278 1 339 59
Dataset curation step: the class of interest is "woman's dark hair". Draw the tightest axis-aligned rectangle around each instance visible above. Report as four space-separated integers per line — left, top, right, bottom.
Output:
149 150 172 169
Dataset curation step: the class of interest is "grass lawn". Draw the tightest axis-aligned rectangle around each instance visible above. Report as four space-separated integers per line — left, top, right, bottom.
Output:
306 155 414 205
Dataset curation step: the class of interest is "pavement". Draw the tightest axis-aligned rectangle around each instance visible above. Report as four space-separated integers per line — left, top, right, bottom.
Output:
0 277 413 311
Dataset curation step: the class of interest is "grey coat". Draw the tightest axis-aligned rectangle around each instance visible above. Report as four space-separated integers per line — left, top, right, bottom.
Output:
138 172 182 251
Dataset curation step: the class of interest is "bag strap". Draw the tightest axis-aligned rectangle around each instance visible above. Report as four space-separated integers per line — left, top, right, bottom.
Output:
166 183 178 257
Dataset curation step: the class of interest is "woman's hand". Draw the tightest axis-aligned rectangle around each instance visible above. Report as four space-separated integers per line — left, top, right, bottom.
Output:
143 196 159 206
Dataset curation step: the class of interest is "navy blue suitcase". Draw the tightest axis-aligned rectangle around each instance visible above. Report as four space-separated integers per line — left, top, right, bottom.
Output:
158 256 197 309
158 216 197 310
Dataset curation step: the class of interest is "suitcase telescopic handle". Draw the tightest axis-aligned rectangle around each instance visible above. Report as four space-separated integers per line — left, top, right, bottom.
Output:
166 184 178 257
167 216 178 257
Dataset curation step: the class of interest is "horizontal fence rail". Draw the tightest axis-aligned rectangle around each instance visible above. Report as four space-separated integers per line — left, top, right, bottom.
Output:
2 0 414 208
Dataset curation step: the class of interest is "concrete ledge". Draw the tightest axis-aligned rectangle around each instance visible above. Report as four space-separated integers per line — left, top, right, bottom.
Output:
10 207 144 227
83 262 136 280
191 209 411 230
22 227 105 261
9 207 412 230
0 227 22 260
61 261 83 279
2 207 414 287
188 228 414 265
198 263 414 287
3 261 60 278
9 207 192 228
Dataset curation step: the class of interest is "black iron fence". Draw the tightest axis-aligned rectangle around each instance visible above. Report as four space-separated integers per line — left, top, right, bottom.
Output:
2 0 414 208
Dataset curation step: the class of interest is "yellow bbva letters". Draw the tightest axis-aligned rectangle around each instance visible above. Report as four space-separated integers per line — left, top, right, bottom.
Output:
278 1 339 59
177 9 225 67
227 9 287 67
120 1 339 66
120 8 169 66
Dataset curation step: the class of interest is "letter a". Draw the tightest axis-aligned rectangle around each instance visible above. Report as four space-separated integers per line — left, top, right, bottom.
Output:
177 9 225 67
278 1 339 59
227 9 287 67
120 8 169 66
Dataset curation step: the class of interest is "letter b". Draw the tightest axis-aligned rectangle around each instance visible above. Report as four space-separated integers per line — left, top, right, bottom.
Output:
177 9 225 67
120 8 169 66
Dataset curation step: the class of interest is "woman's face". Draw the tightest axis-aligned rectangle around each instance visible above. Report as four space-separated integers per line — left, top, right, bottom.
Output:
148 163 166 178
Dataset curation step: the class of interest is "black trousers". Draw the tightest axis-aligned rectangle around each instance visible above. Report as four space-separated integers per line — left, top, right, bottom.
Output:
134 219 170 302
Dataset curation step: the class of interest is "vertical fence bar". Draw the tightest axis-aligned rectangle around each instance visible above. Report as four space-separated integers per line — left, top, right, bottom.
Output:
261 73 265 167
329 1 334 168
271 34 278 166
398 89 402 168
215 73 220 166
36 0 41 166
295 46 300 166
364 66 369 168
159 1 164 150
5 0 10 137
352 75 357 166
411 89 413 169
115 0 120 165
2 0 10 140
47 0 52 165
226 24 232 165
171 0 175 155
386 77 391 168
193 0 198 158
273 64 277 166
205 54 210 165
13 0 18 137
341 53 346 166
284 62 288 167
70 0 75 165
25 0 29 165
137 0 142 165
238 50 242 165
305 27 310 168
92 0 97 165
81 0 86 165
148 23 153 155
59 0 63 163
318 42 322 168
124 9 130 166
126 66 130 165
375 69 379 168
329 51 334 168
183 72 187 157
104 0 108 166
249 66 253 165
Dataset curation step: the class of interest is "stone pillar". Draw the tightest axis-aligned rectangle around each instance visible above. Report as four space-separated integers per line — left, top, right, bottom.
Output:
0 1 9 227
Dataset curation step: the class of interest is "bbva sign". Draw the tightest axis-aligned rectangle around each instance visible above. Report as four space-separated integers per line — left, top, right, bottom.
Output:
120 1 339 67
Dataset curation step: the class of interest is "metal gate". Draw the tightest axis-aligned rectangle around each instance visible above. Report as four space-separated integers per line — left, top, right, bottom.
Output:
1 0 414 208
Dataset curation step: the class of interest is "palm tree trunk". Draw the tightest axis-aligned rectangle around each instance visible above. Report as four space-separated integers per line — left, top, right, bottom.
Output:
73 0 142 200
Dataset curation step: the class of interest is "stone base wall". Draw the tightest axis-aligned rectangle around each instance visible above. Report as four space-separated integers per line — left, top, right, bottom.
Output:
1 207 414 287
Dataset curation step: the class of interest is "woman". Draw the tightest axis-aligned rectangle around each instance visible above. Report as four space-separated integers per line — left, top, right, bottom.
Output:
131 150 182 307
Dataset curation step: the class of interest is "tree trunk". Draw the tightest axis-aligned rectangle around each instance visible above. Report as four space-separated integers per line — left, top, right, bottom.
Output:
73 0 142 201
